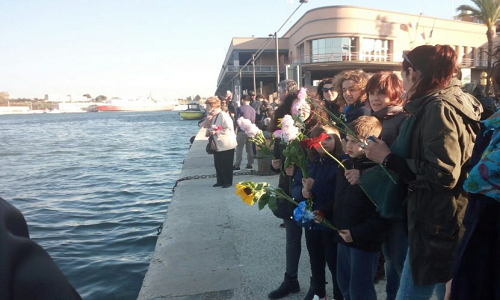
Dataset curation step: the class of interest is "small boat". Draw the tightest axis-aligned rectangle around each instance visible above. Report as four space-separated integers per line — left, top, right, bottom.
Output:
179 103 206 120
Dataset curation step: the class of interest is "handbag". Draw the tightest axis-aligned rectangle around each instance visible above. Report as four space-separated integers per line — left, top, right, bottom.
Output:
206 113 220 155
206 135 217 154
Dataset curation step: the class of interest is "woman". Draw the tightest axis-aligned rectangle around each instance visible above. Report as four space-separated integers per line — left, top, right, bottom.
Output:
268 80 327 299
364 45 482 299
204 96 237 188
317 77 345 118
338 70 371 123
365 71 408 300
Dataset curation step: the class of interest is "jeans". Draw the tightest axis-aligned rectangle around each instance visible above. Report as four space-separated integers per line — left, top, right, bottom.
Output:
305 230 343 299
234 131 254 167
382 219 409 300
395 251 446 300
337 243 378 300
284 218 302 277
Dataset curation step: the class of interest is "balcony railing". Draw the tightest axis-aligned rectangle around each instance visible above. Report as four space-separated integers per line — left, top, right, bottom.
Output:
224 65 278 73
291 52 398 64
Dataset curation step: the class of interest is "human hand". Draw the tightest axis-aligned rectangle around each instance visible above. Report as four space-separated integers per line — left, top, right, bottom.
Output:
271 159 281 170
444 279 452 300
313 210 324 224
344 169 361 185
339 229 353 243
285 164 295 176
363 137 390 163
302 178 314 190
302 188 311 199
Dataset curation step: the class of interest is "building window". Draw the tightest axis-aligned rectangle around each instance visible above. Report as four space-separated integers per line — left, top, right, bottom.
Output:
298 44 305 64
361 38 389 62
311 37 356 63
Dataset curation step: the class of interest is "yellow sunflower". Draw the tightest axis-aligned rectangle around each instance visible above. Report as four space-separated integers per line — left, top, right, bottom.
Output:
235 183 255 205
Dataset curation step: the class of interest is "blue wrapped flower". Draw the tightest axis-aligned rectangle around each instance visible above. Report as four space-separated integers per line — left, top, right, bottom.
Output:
293 201 314 227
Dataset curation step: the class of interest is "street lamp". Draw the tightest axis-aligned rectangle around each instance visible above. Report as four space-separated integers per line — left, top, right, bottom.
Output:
271 0 308 93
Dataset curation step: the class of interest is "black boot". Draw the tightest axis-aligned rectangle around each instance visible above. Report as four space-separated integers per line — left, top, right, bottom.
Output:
268 273 300 299
303 277 315 300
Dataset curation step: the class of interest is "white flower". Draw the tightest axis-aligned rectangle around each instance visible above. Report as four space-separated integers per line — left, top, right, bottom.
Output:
245 123 260 138
237 117 252 131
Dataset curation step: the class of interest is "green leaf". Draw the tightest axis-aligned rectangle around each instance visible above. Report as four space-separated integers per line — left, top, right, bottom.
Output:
258 193 270 210
268 195 278 211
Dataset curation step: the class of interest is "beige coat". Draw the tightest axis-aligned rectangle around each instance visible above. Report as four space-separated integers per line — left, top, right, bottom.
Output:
206 111 237 151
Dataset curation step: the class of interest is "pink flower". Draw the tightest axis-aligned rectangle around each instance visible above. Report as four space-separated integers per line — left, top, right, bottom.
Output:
237 117 253 131
297 87 307 100
273 130 282 139
245 123 260 138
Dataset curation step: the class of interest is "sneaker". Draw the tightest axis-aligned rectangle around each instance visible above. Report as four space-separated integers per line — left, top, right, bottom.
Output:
245 165 252 169
233 165 240 170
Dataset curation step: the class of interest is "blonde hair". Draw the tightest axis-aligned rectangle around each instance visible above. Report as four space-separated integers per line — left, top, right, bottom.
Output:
347 116 382 141
205 96 221 109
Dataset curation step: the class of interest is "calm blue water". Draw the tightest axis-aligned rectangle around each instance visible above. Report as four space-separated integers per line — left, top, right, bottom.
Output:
0 111 200 299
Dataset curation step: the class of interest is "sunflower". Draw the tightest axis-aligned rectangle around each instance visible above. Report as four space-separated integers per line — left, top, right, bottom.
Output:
235 183 255 205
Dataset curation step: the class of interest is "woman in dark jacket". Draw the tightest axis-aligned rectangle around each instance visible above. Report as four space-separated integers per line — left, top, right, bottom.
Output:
364 45 482 300
268 80 327 299
365 71 409 300
337 70 371 124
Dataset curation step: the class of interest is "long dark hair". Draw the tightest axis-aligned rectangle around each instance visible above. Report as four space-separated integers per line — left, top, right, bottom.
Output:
402 45 457 100
270 90 328 134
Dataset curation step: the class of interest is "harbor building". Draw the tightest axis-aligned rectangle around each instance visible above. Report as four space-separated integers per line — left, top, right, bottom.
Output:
216 5 498 99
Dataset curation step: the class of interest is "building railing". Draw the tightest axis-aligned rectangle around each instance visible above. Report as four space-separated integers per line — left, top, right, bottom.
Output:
291 52 398 64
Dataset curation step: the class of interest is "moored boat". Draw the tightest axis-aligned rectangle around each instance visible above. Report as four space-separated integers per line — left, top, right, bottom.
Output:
97 97 174 112
179 103 206 120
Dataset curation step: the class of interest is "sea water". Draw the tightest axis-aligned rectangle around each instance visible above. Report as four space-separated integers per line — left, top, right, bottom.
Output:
0 111 200 299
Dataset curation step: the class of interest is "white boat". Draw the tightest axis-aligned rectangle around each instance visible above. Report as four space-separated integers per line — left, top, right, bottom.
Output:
97 97 174 112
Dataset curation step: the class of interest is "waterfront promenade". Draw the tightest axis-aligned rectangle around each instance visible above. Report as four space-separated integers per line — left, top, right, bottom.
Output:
138 128 389 300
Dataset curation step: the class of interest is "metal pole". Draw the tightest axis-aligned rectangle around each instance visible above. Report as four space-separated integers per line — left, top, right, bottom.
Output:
275 32 279 93
252 54 256 94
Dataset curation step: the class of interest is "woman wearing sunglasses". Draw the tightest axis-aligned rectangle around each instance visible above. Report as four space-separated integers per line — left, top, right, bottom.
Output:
317 77 345 118
363 45 482 300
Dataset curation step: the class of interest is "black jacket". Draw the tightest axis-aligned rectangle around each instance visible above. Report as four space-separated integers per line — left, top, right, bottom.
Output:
330 156 389 252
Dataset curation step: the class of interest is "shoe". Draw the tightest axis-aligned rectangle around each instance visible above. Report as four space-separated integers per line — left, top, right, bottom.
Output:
268 273 300 299
222 184 232 188
245 165 252 169
233 165 240 170
213 183 223 187
303 277 315 300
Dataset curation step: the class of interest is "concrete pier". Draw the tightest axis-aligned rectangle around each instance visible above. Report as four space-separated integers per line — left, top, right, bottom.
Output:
138 129 390 300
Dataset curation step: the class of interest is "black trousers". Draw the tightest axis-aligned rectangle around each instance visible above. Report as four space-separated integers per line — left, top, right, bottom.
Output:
305 229 343 299
214 149 235 185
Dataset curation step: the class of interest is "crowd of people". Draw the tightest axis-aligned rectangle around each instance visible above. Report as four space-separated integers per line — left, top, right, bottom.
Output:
205 44 500 300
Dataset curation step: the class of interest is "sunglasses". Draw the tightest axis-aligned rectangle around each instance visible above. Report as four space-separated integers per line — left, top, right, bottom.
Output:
402 52 415 69
322 87 335 92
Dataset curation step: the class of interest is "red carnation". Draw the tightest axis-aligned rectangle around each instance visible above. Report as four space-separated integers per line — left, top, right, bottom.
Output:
300 132 328 150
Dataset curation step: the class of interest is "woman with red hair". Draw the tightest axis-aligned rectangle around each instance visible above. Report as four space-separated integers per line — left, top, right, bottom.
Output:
364 45 482 299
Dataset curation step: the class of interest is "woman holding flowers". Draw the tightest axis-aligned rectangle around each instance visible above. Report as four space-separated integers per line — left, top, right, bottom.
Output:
364 45 482 300
204 96 237 188
291 125 345 300
267 80 327 299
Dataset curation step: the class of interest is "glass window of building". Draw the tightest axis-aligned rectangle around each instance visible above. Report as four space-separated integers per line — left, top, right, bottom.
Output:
361 38 389 62
311 37 356 62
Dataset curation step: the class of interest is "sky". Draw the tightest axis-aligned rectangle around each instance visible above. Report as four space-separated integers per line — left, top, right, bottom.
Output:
0 0 471 100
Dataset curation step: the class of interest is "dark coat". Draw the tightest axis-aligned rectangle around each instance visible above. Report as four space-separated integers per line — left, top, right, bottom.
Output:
372 106 409 148
344 100 371 124
291 154 340 230
402 79 482 285
0 197 82 300
330 156 389 252
271 141 295 219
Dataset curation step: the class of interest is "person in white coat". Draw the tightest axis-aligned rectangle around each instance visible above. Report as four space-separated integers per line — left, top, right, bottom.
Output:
205 96 237 188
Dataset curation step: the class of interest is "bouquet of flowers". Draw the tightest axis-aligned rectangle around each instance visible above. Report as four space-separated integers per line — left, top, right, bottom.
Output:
273 114 308 178
237 117 275 159
211 124 222 134
235 181 338 230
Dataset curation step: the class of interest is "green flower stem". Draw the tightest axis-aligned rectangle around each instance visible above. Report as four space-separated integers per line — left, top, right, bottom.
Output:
319 143 378 208
320 219 339 231
270 188 299 206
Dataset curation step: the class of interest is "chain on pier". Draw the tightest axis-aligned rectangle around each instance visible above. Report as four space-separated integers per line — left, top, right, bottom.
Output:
172 170 258 192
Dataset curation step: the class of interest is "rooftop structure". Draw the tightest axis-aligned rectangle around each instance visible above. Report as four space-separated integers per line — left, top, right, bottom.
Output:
216 5 499 99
